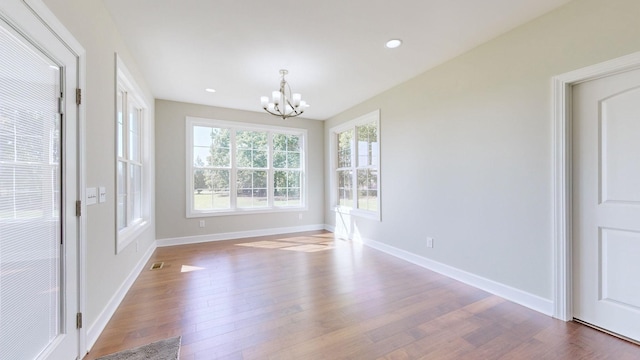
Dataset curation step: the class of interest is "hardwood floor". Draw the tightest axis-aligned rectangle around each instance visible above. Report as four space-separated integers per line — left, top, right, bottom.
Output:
83 231 640 359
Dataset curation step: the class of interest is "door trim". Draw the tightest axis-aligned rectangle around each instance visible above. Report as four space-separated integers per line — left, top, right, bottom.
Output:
21 0 87 356
552 51 640 321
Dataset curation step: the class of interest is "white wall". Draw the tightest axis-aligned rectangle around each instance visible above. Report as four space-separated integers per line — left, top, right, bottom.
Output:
154 100 324 241
325 0 640 301
41 0 156 346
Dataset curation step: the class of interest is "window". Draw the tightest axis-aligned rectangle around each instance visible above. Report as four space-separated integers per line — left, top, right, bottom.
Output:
116 55 149 252
187 117 306 217
330 110 380 220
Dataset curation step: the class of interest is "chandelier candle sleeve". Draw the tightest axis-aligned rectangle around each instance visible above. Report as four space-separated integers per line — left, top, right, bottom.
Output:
261 69 308 120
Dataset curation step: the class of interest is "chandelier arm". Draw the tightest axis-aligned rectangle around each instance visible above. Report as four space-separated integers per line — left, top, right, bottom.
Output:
262 106 302 119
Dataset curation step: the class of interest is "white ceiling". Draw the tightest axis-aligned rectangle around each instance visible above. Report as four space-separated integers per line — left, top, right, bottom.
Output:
102 0 572 120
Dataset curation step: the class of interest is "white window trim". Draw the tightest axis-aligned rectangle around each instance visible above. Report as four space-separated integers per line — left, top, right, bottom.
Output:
329 109 381 221
115 54 150 253
186 116 308 217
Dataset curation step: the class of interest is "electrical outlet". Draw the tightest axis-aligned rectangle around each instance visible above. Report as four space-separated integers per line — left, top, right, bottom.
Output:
426 237 434 248
199 220 205 228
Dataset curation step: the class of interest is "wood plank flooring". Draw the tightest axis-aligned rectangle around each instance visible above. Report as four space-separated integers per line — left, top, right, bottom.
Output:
83 231 640 359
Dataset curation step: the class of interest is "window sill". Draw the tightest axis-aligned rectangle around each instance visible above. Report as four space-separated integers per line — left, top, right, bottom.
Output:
117 219 150 253
187 206 307 218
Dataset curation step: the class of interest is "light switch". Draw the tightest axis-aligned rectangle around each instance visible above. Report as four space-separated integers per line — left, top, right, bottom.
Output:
99 187 106 203
86 187 97 205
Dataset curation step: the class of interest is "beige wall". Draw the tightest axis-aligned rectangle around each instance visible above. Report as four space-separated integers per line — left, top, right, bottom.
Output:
325 0 640 300
42 0 156 340
155 100 324 240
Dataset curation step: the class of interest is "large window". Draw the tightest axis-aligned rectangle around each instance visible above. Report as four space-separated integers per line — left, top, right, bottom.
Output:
187 117 306 217
116 55 149 252
330 110 380 220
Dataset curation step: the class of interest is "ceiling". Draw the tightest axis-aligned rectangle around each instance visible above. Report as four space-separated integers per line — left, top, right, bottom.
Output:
102 0 572 120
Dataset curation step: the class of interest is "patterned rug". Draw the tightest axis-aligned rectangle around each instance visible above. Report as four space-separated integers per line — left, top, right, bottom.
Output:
96 336 181 360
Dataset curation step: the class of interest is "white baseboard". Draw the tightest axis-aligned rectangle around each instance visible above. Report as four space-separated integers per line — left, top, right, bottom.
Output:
156 224 327 247
351 235 554 316
85 241 157 351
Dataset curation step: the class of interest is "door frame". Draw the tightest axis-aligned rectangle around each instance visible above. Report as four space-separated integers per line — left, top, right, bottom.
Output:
552 51 640 321
2 0 87 357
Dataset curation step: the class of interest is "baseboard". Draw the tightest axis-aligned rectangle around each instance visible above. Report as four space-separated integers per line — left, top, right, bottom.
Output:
156 224 327 247
85 241 157 351
352 235 554 316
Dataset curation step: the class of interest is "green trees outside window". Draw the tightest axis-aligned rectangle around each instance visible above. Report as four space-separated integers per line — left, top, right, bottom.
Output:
188 118 306 215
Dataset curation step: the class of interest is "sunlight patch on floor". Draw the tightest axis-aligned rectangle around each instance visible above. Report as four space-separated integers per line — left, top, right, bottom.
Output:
180 265 206 273
235 235 335 252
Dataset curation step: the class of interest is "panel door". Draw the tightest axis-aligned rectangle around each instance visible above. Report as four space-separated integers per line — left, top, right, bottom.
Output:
572 67 640 342
0 1 80 359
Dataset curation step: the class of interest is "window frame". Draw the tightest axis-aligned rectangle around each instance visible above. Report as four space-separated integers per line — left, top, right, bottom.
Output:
186 116 308 217
329 110 381 221
115 54 150 253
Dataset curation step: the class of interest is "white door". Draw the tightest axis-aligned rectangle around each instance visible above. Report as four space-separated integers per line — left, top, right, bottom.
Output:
0 1 80 359
573 67 640 342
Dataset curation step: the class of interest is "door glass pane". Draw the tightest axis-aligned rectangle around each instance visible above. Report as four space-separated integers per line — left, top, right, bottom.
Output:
0 24 61 360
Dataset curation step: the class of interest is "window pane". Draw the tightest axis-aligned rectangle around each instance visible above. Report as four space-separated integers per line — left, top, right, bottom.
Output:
237 149 252 167
357 169 378 211
131 164 142 221
273 151 286 168
274 170 300 207
288 152 300 168
194 126 230 167
254 150 267 168
116 91 124 158
357 122 378 167
237 169 267 208
288 188 300 205
273 133 287 151
128 106 140 162
288 170 300 188
287 135 300 151
193 168 207 191
208 148 230 167
194 169 230 210
193 126 212 147
337 169 352 208
117 161 126 230
236 130 267 169
338 130 352 168
210 169 229 192
237 130 267 150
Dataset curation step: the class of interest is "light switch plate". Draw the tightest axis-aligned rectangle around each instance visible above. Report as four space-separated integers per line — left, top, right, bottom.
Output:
86 187 97 205
99 187 106 203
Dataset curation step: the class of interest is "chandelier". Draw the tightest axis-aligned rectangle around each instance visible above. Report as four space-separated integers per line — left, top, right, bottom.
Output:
260 69 307 119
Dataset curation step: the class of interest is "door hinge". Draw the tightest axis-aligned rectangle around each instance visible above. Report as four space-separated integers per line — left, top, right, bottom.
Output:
58 96 64 115
76 313 83 329
76 200 82 217
76 88 82 105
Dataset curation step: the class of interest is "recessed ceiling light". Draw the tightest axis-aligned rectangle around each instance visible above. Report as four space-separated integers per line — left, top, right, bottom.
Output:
205 88 216 93
385 39 403 49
